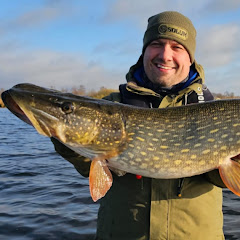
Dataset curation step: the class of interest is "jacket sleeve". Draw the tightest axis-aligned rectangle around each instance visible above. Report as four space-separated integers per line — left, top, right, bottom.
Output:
204 170 226 188
188 85 226 188
51 137 91 177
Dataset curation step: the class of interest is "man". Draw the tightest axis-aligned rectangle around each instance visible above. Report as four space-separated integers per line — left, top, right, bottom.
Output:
52 11 226 240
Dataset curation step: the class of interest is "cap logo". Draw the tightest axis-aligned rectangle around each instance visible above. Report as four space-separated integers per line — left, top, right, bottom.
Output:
158 24 188 40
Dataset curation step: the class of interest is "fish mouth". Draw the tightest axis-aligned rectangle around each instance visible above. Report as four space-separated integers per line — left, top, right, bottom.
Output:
1 90 33 126
1 90 56 137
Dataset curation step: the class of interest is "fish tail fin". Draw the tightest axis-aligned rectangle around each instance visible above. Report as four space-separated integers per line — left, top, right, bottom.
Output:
219 157 240 196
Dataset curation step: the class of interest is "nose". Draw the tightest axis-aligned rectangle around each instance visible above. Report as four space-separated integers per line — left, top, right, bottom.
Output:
158 44 173 62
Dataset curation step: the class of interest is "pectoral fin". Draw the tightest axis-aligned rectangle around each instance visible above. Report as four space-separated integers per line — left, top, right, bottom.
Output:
219 157 240 196
89 158 113 202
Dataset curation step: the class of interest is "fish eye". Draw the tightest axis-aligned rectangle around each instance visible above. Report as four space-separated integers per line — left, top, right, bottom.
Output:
61 102 74 114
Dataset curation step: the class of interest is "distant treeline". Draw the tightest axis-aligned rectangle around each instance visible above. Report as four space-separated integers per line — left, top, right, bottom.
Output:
0 86 239 108
212 91 238 100
60 85 118 99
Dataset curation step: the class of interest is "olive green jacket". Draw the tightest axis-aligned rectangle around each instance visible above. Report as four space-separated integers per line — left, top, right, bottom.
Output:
52 59 225 240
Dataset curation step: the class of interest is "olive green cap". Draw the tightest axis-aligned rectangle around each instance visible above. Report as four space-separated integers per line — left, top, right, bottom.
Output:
143 11 196 63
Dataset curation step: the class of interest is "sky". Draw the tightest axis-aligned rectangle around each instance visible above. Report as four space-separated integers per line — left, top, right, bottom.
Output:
0 0 240 94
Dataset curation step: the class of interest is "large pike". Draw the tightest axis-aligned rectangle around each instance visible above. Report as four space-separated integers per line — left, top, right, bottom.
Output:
2 83 240 201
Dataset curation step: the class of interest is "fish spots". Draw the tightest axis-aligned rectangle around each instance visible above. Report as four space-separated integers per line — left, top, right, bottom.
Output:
136 136 145 142
148 147 155 151
221 134 228 139
140 152 147 156
154 164 161 169
210 129 219 134
191 155 197 159
186 136 194 140
153 156 160 161
174 160 182 165
140 163 148 169
202 149 210 154
160 146 168 149
128 152 134 159
199 160 206 165
207 138 215 142
181 149 190 153
196 126 207 131
128 132 135 136
220 146 227 151
194 143 201 148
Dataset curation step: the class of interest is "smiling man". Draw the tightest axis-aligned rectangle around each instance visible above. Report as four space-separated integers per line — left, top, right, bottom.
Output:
143 38 192 87
52 11 226 240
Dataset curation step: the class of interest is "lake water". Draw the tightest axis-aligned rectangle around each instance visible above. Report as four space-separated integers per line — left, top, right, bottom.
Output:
0 108 240 240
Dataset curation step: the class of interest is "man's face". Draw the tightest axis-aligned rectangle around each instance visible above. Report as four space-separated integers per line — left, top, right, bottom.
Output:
143 39 191 88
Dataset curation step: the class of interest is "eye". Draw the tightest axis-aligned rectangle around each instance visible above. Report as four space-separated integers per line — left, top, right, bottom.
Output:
150 41 161 47
173 45 184 50
61 102 74 114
